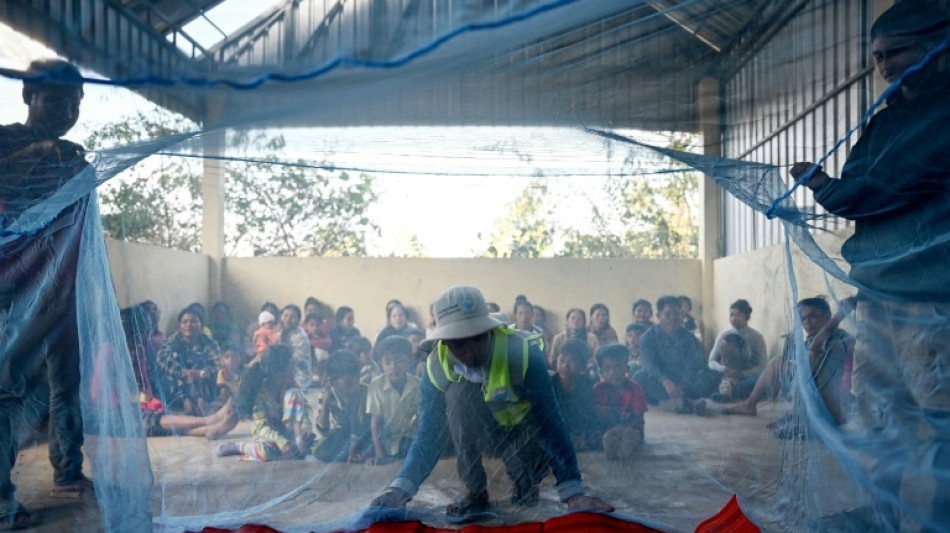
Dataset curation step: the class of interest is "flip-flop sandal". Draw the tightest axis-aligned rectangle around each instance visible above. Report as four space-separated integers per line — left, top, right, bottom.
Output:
445 492 493 524
0 501 32 530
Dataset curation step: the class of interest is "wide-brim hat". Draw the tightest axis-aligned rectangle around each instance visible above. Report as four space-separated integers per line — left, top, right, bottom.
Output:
419 286 503 351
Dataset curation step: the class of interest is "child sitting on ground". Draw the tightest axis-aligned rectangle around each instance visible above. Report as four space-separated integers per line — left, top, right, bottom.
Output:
594 344 648 460
304 312 333 353
709 333 748 403
305 312 333 376
551 339 601 452
625 323 647 372
253 310 280 358
347 336 378 387
366 336 421 465
403 327 427 377
218 344 315 461
214 344 246 410
313 350 371 463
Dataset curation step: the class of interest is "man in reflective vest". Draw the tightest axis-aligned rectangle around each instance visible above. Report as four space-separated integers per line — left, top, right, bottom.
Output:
371 285 612 519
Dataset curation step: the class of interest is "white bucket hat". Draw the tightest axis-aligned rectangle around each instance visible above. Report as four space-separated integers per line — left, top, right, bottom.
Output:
419 286 503 351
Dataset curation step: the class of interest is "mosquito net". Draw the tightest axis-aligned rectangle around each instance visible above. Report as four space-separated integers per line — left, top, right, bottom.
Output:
0 0 948 531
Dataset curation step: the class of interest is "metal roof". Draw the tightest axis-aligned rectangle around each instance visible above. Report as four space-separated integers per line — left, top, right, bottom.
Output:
115 0 228 36
1 0 796 129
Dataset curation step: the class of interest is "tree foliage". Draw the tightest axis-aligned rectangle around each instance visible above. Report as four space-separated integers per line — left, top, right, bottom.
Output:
483 133 699 259
484 179 554 258
87 109 379 257
86 110 203 252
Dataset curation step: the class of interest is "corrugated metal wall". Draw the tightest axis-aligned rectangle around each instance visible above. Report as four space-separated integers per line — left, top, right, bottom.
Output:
721 0 874 255
0 0 205 117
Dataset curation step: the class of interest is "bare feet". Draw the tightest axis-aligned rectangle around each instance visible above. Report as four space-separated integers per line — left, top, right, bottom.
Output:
205 420 230 440
722 401 757 416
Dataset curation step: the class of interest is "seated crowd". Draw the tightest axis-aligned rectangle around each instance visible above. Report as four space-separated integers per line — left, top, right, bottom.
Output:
119 291 854 466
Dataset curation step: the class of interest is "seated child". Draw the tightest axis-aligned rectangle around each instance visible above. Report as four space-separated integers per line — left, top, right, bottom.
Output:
594 344 648 460
312 350 371 463
253 311 280 358
709 333 750 402
625 323 647 372
402 327 426 377
347 336 378 387
218 344 315 460
305 312 333 356
551 339 601 452
366 336 421 465
214 344 246 410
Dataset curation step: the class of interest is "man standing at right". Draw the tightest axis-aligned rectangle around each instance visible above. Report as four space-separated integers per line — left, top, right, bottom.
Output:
791 2 950 530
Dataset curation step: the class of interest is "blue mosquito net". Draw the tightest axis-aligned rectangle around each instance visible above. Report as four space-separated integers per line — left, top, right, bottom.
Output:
0 0 948 531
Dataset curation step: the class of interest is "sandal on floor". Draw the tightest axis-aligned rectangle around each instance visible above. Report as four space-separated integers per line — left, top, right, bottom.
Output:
445 491 491 523
0 501 32 530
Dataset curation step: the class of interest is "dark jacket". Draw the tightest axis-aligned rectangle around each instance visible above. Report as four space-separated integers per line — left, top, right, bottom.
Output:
813 72 950 302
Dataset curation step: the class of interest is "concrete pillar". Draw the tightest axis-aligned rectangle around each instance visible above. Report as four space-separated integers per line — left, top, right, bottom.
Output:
202 96 225 304
698 77 722 350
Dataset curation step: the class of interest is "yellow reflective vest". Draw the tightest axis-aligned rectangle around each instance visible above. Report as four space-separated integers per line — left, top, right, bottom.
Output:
426 326 543 428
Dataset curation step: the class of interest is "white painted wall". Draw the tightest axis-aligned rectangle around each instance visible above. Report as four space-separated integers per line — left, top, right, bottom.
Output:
712 228 857 359
105 232 859 356
222 256 703 340
105 239 211 335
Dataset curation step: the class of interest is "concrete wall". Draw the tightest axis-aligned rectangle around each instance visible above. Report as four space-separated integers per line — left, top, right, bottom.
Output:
222 257 702 341
106 233 863 356
712 228 857 359
105 238 211 335
105 240 705 342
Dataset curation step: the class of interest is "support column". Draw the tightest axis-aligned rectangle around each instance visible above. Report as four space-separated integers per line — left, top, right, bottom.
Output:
698 77 723 350
202 96 225 304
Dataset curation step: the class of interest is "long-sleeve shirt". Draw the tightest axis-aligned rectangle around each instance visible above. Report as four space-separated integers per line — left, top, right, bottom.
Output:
155 332 219 405
390 335 585 502
639 324 706 385
811 73 950 302
708 326 768 378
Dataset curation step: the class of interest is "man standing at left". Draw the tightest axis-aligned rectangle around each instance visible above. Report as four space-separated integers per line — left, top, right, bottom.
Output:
0 59 92 528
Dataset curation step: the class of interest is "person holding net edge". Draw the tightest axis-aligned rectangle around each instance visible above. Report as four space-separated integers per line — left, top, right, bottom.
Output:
791 2 950 529
0 59 93 528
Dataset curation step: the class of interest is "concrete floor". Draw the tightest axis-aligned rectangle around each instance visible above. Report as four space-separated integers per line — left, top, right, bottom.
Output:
10 397 861 533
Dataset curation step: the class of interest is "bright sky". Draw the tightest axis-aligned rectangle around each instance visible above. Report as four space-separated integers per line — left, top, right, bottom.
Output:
0 7 674 258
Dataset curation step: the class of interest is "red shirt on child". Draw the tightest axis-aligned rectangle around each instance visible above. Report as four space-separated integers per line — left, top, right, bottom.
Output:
594 377 647 431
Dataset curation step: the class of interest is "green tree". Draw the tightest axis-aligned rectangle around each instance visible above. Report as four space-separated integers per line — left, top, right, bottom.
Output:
605 132 699 259
87 109 379 256
483 133 699 259
86 110 203 252
484 179 554 258
225 132 379 257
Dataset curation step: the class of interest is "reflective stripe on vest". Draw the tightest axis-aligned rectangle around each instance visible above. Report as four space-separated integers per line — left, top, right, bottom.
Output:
426 326 539 428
